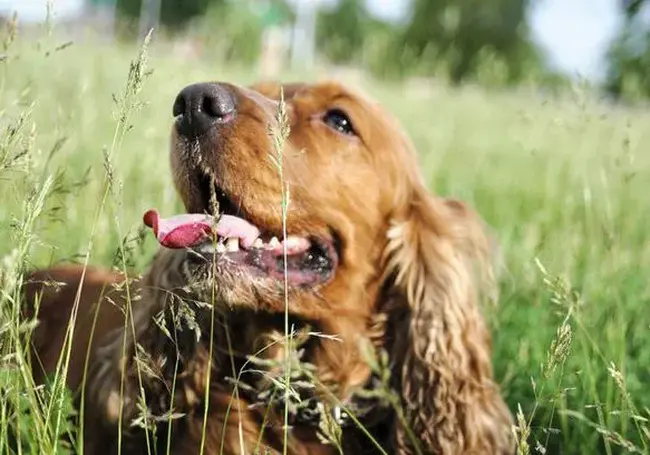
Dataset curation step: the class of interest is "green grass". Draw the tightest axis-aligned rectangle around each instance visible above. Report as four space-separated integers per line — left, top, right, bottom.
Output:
1 26 650 455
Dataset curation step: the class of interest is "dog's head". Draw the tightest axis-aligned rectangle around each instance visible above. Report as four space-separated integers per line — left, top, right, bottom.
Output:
169 81 418 324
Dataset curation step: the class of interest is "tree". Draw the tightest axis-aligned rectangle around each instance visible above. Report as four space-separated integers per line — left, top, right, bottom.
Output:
605 0 650 100
397 0 541 84
316 0 368 64
623 0 646 18
115 0 224 31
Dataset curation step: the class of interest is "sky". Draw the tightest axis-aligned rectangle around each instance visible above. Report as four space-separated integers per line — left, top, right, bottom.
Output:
0 0 626 81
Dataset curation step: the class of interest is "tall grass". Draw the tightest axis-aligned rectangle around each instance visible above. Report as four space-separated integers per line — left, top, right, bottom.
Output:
1 18 649 455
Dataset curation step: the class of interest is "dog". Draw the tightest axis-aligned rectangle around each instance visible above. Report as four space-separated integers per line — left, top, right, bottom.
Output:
23 80 514 454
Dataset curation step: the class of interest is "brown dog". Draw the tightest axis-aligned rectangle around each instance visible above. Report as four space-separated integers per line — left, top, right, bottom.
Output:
24 81 514 454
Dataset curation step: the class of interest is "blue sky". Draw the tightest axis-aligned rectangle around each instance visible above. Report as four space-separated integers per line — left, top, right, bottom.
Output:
0 0 625 81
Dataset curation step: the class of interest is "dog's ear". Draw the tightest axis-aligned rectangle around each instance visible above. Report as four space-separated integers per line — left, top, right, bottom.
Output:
381 185 514 454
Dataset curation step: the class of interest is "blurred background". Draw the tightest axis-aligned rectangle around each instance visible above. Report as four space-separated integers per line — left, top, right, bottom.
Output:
1 0 650 99
1 2 650 455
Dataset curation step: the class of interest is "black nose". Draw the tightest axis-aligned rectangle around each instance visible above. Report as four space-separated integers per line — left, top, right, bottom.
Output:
173 82 236 137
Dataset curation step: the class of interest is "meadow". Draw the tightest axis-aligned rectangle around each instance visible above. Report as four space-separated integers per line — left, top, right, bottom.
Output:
1 25 650 455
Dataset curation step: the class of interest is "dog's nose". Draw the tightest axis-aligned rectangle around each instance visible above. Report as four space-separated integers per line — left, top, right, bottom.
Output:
173 83 236 137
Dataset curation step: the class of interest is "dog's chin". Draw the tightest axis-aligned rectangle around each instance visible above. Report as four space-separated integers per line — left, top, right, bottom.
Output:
180 238 336 302
180 254 279 305
178 249 329 321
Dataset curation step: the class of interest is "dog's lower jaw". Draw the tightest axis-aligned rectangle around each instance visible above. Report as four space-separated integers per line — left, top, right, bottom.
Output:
79 248 392 454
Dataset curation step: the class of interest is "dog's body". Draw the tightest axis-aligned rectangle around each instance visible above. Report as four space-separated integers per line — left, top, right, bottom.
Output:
24 81 514 454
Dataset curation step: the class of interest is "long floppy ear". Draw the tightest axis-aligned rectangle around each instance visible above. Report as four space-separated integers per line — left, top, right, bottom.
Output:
382 185 514 455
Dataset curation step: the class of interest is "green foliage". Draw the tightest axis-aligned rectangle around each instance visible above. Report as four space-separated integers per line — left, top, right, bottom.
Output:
108 0 561 89
116 0 224 30
191 0 296 66
316 0 368 64
605 2 650 101
605 33 650 100
190 2 264 66
624 0 646 18
395 0 542 84
315 0 551 88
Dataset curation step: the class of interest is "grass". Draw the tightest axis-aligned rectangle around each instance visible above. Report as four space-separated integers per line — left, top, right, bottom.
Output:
1 22 650 455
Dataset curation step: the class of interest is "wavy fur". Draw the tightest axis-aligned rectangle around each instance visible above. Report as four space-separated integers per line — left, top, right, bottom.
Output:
382 186 513 453
24 80 513 455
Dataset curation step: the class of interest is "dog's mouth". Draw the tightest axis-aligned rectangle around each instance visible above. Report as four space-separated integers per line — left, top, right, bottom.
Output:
197 173 340 288
145 172 340 288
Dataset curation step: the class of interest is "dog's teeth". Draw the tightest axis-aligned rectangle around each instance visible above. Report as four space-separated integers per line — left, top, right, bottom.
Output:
268 237 280 248
252 238 264 249
226 237 239 252
280 236 311 254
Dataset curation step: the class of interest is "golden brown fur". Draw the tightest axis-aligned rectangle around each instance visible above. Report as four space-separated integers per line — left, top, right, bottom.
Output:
24 265 129 391
23 80 514 454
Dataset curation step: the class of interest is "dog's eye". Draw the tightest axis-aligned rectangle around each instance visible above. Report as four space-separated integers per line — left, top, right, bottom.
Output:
322 109 355 136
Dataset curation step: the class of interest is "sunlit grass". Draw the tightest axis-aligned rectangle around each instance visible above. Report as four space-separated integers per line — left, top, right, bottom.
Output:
1 22 649 454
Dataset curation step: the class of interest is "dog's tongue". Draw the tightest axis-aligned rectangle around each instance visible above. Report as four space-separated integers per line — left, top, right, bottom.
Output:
143 209 260 249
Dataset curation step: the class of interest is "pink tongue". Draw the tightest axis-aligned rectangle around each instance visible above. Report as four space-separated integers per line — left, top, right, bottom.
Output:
143 209 260 249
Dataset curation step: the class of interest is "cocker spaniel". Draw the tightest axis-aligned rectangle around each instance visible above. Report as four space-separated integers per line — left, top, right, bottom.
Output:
24 80 514 454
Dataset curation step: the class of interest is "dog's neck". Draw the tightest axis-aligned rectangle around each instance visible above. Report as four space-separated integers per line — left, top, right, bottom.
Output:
99 248 395 451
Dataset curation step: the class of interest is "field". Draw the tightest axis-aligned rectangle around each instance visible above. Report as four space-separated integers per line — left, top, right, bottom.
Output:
1 29 650 455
